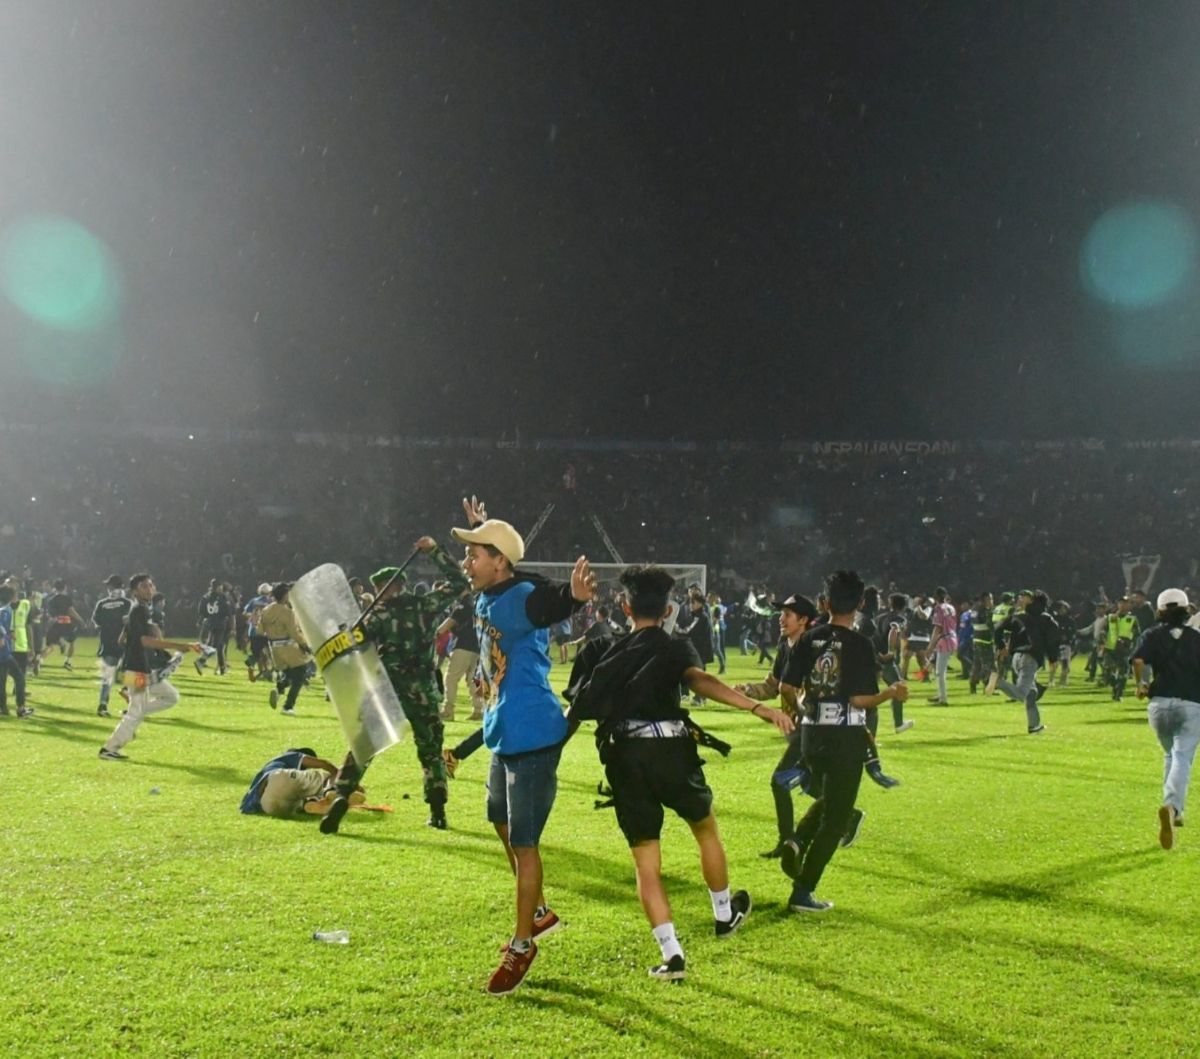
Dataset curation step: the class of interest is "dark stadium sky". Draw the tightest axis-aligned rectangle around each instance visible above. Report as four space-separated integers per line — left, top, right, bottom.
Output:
1 2 1198 440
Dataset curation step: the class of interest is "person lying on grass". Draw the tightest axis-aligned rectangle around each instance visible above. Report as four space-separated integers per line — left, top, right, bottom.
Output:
240 747 365 818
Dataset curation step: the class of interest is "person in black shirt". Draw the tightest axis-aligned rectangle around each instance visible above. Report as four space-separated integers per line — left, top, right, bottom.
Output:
195 580 233 676
1133 588 1200 850
100 573 202 761
781 570 908 912
995 591 1059 734
92 574 132 718
874 595 914 734
40 579 84 671
676 593 714 704
1128 590 1157 645
736 593 820 857
1048 601 1077 688
437 595 482 722
566 565 792 982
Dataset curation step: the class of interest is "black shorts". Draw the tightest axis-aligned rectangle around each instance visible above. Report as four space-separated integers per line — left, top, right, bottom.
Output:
46 623 77 646
604 738 714 846
249 634 268 655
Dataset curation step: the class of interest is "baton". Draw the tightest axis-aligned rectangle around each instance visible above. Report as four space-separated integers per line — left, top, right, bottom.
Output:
350 548 422 633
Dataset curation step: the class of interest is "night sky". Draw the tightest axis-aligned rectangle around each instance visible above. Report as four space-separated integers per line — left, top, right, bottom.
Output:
1 2 1198 440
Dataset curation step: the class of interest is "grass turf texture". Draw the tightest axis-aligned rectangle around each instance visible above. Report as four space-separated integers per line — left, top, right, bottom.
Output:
3 643 1198 1057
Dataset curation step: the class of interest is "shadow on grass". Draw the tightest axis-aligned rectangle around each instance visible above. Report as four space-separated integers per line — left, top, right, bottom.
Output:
1081 716 1149 726
128 759 246 785
518 978 760 1058
333 830 700 905
850 846 1200 989
728 966 1030 1058
158 715 248 735
900 733 1022 749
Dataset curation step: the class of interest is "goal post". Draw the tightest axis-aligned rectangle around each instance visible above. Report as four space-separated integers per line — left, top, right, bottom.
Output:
519 562 707 597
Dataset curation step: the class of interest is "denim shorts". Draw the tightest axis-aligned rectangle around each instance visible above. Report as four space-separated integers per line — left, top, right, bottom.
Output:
486 743 562 847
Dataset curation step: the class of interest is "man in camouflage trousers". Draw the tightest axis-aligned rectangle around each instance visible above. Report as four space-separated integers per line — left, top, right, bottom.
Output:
320 535 469 834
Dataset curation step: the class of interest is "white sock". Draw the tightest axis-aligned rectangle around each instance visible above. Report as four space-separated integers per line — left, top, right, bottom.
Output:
652 921 683 962
710 887 732 922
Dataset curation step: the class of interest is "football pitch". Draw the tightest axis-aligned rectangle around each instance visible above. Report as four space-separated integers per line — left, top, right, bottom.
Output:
4 641 1197 1057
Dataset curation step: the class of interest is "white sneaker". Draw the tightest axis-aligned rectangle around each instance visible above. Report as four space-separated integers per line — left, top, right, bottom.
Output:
894 720 914 734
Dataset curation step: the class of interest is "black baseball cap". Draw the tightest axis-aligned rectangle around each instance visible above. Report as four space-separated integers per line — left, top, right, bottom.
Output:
775 593 818 620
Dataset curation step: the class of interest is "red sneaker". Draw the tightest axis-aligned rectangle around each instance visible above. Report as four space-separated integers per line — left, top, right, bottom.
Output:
486 942 537 996
499 909 561 952
532 907 561 941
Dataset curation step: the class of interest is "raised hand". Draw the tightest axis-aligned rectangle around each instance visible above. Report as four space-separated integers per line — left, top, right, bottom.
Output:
462 495 488 527
571 555 597 602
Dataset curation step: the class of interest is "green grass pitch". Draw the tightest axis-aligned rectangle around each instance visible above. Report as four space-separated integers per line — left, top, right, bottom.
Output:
4 641 1198 1057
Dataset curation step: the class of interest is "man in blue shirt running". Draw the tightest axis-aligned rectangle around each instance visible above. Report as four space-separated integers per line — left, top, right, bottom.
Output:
452 495 595 996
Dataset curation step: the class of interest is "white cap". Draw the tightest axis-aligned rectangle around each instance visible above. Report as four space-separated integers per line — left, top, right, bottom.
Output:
451 519 525 565
257 582 272 595
1157 588 1190 610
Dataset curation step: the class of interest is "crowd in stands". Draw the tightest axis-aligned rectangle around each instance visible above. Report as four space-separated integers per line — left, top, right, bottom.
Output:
1 424 1195 620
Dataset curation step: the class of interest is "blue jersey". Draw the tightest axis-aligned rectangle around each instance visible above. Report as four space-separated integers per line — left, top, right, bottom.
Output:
0 606 12 661
957 609 974 649
244 594 271 636
476 579 570 756
240 750 307 814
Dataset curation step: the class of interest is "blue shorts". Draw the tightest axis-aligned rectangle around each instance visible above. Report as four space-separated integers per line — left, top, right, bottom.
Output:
486 744 562 848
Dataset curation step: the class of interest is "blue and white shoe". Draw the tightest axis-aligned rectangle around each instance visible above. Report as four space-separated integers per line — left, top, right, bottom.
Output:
788 889 833 913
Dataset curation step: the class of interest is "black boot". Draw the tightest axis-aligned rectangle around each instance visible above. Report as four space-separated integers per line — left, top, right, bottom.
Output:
427 790 448 830
319 795 350 834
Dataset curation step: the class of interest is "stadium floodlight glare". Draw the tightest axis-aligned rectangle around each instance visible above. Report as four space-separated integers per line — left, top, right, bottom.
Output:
1081 200 1198 309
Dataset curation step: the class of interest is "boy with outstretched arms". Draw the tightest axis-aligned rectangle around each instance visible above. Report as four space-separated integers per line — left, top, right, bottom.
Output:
565 565 792 981
452 496 596 996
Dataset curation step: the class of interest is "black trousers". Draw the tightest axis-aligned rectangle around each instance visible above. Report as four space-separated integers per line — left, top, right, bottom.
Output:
0 655 26 708
794 728 866 892
770 732 807 842
278 665 307 710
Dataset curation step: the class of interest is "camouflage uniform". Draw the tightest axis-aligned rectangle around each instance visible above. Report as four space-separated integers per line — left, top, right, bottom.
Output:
363 544 469 808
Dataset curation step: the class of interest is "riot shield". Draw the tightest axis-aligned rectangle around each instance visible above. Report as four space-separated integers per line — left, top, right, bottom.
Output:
290 563 406 764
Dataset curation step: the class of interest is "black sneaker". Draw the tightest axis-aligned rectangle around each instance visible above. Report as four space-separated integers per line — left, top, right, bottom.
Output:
648 954 686 981
788 889 833 913
1028 724 1045 734
427 807 448 830
97 706 111 718
1035 682 1048 701
99 747 128 761
16 707 34 719
840 808 866 849
759 841 787 860
780 838 804 881
714 890 752 939
63 660 73 671
268 689 279 709
319 795 350 834
866 764 901 789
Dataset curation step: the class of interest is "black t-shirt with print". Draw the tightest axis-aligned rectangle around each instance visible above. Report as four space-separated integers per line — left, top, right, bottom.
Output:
783 624 879 724
123 603 153 674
